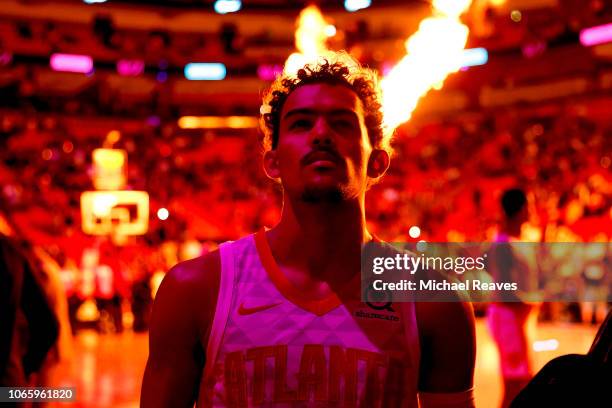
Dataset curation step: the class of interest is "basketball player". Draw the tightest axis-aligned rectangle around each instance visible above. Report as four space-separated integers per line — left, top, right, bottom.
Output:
141 53 476 407
488 188 541 408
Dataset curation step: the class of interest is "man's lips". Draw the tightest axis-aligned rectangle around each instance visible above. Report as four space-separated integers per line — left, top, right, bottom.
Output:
301 150 342 167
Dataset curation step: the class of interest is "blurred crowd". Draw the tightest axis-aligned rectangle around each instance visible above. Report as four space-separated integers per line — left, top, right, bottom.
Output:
368 103 612 243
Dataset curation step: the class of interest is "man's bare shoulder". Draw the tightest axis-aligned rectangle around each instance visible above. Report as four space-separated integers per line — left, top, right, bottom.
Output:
154 250 221 335
142 250 220 407
165 249 221 289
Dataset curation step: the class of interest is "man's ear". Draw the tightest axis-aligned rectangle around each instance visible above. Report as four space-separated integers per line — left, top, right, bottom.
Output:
263 149 281 179
367 149 390 179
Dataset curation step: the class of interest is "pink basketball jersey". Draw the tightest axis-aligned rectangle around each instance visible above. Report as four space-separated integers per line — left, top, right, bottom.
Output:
199 230 420 407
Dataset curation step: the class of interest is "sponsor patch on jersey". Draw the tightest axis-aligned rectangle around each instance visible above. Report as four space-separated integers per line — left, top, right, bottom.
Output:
354 302 400 322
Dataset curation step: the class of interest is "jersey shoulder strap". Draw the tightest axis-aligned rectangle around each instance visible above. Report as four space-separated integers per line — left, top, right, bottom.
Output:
203 237 240 378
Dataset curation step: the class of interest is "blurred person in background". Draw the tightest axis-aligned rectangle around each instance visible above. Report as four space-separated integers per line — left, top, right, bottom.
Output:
0 211 59 397
27 246 74 397
510 308 612 407
59 254 83 334
580 246 610 326
95 238 125 333
488 188 542 408
130 250 154 333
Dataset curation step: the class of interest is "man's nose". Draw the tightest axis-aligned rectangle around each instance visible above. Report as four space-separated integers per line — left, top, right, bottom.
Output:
310 117 333 146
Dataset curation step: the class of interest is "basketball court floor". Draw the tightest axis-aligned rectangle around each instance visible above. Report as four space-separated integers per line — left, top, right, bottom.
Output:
42 319 598 407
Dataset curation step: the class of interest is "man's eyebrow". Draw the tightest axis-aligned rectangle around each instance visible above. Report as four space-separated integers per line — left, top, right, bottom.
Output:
283 108 359 120
283 108 316 120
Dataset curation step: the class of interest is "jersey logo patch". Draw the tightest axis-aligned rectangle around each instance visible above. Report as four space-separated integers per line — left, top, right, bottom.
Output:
238 302 281 315
354 303 400 322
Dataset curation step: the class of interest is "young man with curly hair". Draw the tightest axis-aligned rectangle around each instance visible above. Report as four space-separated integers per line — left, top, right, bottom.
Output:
141 53 476 408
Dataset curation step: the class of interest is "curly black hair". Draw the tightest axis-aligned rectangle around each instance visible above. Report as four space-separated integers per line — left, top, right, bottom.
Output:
259 52 391 154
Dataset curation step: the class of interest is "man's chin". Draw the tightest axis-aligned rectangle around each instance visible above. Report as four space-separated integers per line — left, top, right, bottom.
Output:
300 186 347 203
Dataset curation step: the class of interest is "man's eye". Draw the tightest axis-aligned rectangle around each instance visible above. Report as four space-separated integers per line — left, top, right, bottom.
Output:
333 120 356 130
289 119 311 130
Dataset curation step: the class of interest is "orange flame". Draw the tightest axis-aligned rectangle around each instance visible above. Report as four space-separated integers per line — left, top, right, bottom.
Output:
284 5 334 76
381 0 472 133
282 2 473 134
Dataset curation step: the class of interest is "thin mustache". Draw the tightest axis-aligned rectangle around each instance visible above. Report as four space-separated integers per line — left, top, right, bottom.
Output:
300 147 342 166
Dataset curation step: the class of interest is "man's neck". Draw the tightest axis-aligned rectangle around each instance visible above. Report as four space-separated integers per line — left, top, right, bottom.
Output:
266 195 371 289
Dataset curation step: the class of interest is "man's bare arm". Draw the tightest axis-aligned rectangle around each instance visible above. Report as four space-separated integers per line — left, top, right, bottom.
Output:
141 251 220 408
416 301 476 407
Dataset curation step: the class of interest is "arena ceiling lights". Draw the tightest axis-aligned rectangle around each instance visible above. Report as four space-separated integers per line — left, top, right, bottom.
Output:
460 48 488 67
178 116 258 129
117 59 145 76
214 0 241 14
50 53 94 74
344 0 371 12
184 63 227 80
580 22 612 47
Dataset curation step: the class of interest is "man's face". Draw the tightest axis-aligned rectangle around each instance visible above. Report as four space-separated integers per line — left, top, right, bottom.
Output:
266 83 373 203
